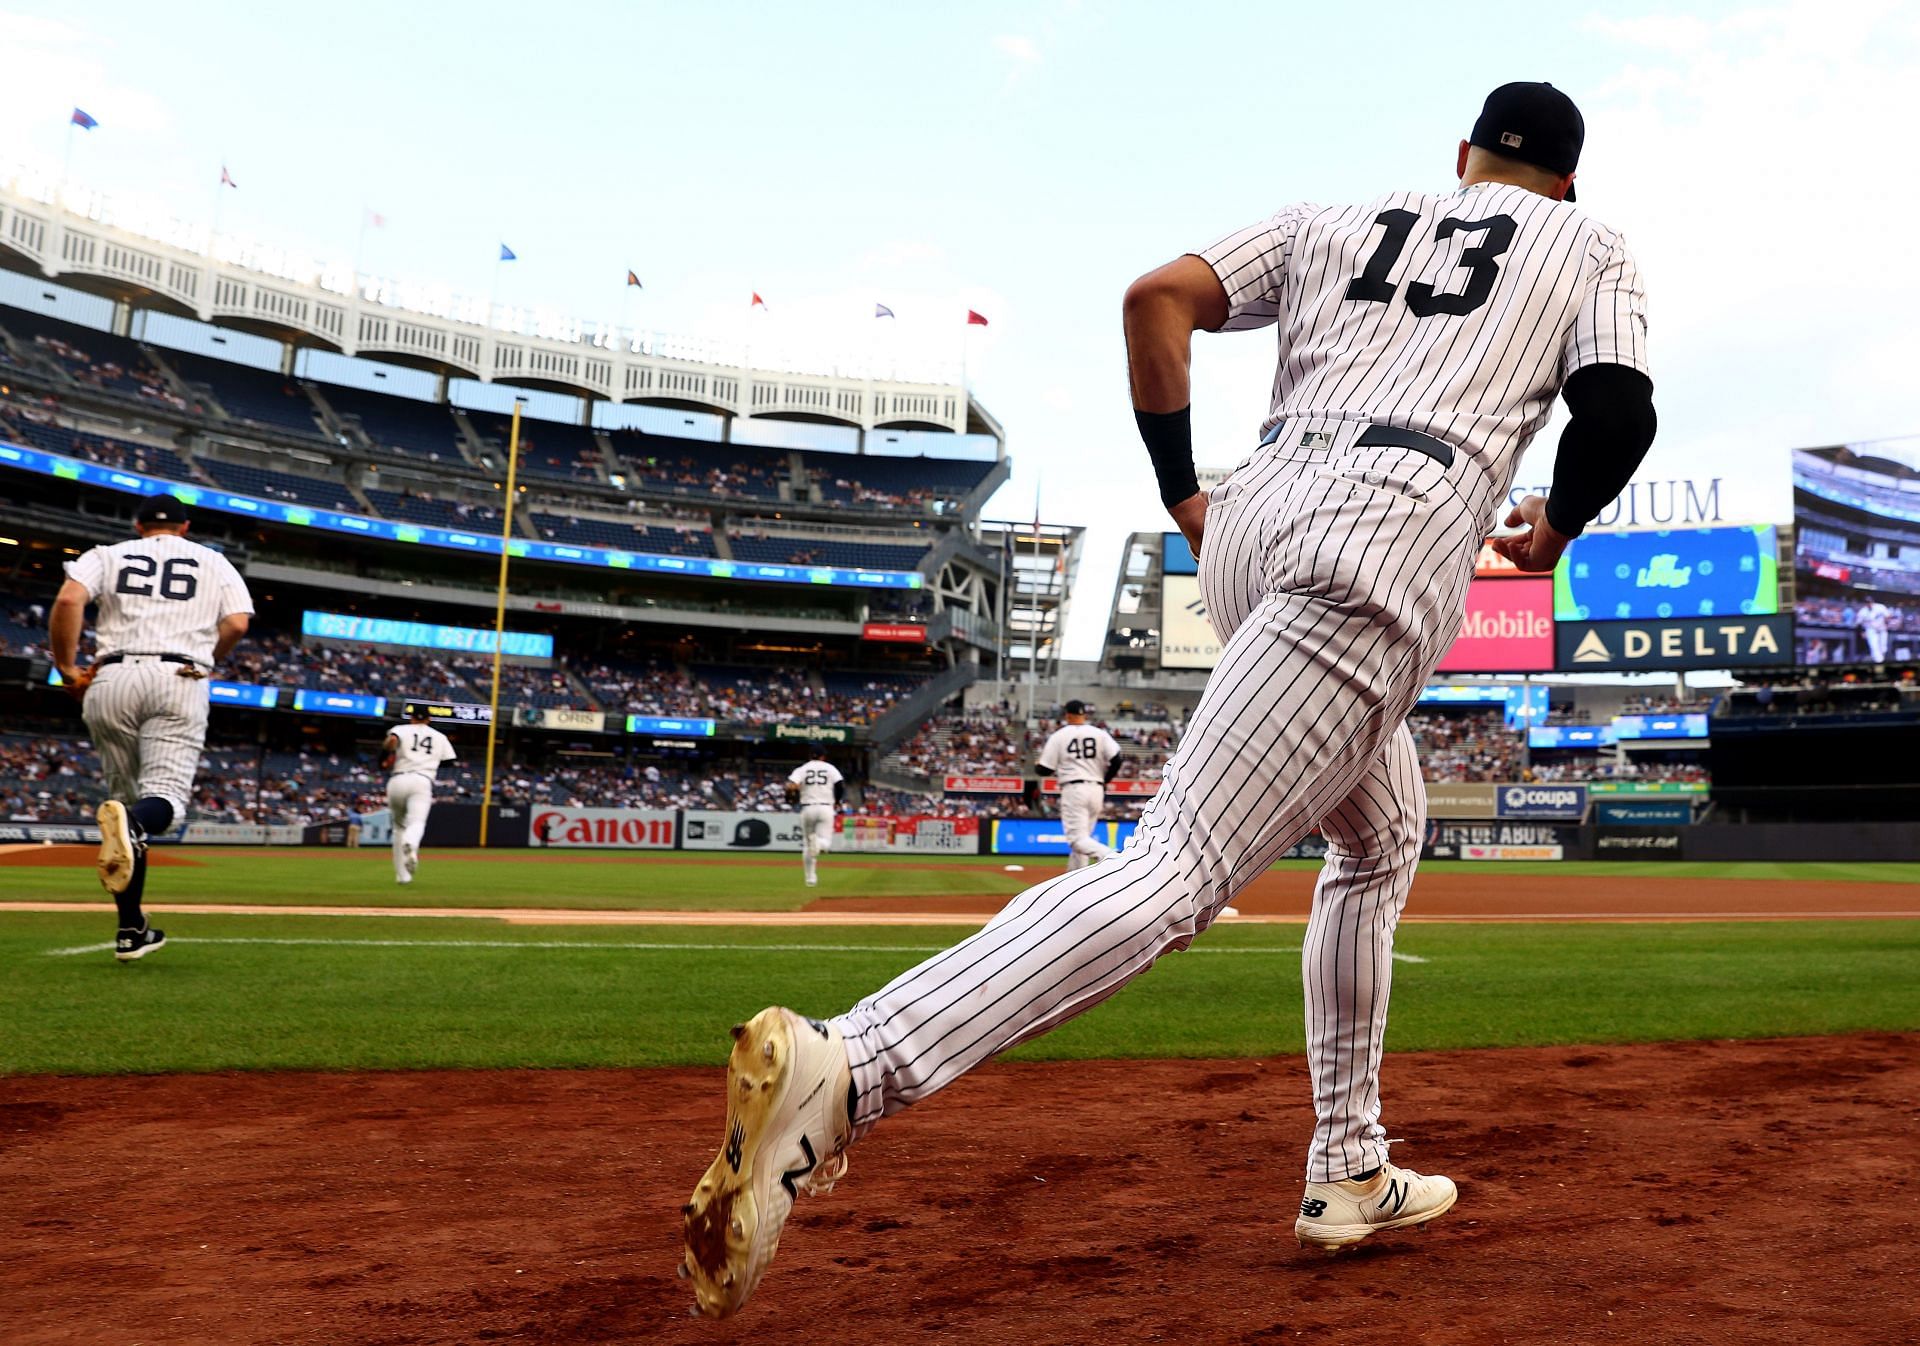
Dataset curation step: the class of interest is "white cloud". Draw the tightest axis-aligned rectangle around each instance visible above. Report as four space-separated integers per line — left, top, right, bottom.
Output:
993 34 1042 67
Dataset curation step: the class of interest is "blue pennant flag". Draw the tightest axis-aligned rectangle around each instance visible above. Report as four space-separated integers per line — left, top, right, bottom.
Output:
70 108 98 130
499 243 516 262
874 303 895 319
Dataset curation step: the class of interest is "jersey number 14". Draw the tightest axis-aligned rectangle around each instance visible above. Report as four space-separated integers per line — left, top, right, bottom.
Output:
1346 210 1517 317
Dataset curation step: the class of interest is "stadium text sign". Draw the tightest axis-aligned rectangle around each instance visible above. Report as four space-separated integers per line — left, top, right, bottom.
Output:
944 775 1025 794
770 723 854 744
862 623 927 643
1509 476 1724 527
304 609 555 659
1040 778 1158 797
1423 783 1497 819
536 708 606 732
1495 784 1588 820
402 699 494 725
1434 578 1554 673
528 807 676 849
682 811 806 852
1159 574 1221 669
1554 615 1794 672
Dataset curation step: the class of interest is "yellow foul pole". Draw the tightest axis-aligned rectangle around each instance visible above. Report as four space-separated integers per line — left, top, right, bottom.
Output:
479 400 524 846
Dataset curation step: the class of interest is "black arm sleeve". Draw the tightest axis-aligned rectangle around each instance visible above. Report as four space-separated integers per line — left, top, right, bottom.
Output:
1135 406 1200 507
833 781 846 805
1034 763 1055 778
1103 753 1125 784
1545 364 1657 538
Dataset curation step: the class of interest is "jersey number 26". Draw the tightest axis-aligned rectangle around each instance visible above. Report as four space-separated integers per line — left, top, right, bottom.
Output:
115 554 200 601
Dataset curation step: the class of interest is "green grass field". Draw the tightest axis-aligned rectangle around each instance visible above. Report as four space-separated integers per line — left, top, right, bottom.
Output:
2 848 1916 910
3 850 1917 1076
3 908 1918 1076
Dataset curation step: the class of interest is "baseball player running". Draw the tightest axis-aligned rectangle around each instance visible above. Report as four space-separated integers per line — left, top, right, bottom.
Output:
1858 597 1892 665
681 81 1658 1317
48 494 253 961
383 708 456 884
784 750 844 886
1035 700 1123 869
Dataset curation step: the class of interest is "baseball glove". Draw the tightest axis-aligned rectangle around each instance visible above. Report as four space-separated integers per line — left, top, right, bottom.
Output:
62 666 95 701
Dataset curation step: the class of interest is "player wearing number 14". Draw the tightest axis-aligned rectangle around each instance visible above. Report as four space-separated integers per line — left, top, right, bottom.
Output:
49 494 254 961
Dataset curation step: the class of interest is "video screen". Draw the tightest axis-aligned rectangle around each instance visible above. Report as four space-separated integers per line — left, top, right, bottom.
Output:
1792 440 1920 665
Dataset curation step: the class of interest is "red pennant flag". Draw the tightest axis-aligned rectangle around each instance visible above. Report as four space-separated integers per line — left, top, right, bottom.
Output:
750 292 767 309
626 270 643 289
219 164 238 189
966 309 989 327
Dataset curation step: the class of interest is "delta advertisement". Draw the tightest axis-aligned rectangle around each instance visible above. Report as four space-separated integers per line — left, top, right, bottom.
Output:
529 806 677 849
1434 578 1554 673
682 810 807 852
1553 525 1779 622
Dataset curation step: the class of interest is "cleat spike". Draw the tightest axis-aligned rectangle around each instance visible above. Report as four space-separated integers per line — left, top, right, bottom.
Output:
677 1262 690 1280
763 1041 775 1061
731 1023 747 1041
731 1217 744 1236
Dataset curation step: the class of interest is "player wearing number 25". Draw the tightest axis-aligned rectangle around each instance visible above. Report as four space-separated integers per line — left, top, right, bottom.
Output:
49 494 254 961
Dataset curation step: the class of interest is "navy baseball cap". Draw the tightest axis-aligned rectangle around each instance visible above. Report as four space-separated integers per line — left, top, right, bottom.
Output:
1063 699 1088 716
1470 82 1584 201
135 493 191 526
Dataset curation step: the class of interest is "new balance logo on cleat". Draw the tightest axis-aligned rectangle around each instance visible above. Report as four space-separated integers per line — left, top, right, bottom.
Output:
1380 1178 1409 1216
1300 1197 1328 1218
724 1120 745 1174
779 1134 818 1200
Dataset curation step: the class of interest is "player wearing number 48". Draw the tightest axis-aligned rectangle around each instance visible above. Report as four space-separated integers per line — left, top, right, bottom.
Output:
48 494 254 961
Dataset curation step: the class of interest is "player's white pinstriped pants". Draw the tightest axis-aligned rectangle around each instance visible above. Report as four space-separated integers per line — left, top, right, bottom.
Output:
801 804 835 883
81 659 211 817
834 421 1499 1182
388 774 434 880
1057 781 1115 871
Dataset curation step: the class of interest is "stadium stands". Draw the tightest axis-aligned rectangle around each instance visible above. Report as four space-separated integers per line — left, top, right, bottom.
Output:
163 351 324 438
530 511 716 557
198 457 360 512
322 384 469 462
609 428 786 500
466 410 604 481
727 529 928 570
798 449 993 511
0 413 196 481
362 487 503 531
0 308 188 409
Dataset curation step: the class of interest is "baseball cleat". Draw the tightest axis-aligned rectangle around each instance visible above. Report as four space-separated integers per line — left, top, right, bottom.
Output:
681 1007 852 1319
1294 1161 1457 1251
95 800 137 896
114 925 166 962
404 843 419 878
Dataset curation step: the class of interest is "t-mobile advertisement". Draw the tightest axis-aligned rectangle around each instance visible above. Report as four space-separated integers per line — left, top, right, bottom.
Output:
1434 577 1555 673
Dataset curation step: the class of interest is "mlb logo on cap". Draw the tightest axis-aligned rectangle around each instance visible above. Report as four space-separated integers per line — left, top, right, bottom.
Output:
1500 131 1524 148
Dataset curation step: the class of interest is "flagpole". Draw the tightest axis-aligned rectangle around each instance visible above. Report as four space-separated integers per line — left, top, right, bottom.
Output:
60 121 76 207
478 399 525 848
1026 481 1042 725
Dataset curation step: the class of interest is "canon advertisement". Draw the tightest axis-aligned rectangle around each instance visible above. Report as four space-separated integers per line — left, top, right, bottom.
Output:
529 806 677 849
1434 577 1554 673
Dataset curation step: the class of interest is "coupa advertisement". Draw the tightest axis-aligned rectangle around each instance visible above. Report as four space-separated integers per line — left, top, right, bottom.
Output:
682 810 807 852
1495 784 1588 820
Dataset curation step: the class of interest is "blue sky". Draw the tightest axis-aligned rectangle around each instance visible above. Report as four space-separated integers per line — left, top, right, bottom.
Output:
4 1 1916 657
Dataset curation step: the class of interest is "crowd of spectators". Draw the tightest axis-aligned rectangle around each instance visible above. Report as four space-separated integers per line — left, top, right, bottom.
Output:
1408 710 1526 783
23 331 192 412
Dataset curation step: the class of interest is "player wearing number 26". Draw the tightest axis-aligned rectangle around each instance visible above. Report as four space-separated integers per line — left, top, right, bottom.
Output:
49 494 254 961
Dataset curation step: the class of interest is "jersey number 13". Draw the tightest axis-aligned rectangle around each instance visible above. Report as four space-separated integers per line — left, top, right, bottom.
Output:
1346 210 1517 317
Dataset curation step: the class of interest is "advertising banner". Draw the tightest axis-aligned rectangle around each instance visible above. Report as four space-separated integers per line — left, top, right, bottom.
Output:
1040 778 1158 796
1424 783 1498 818
1434 578 1554 673
1159 573 1221 669
862 623 928 643
887 816 982 854
1594 827 1685 859
1554 525 1779 621
944 775 1025 794
0 822 101 843
1555 615 1794 672
1528 725 1616 749
1162 531 1200 576
292 688 387 718
528 806 677 849
1424 821 1578 861
535 708 606 733
1612 713 1708 740
991 818 1139 856
304 609 555 659
178 822 303 845
1595 801 1694 826
626 714 716 737
208 681 280 709
402 699 494 726
770 723 854 745
1589 780 1709 796
1495 783 1588 820
683 810 805 852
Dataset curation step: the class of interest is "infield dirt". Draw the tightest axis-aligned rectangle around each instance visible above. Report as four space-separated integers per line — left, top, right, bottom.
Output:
5 1033 1915 1345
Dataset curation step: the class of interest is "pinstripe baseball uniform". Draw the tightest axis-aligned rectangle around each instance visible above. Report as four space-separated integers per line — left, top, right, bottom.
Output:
66 534 253 817
834 182 1649 1182
387 721 455 883
788 759 843 885
1037 722 1121 869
